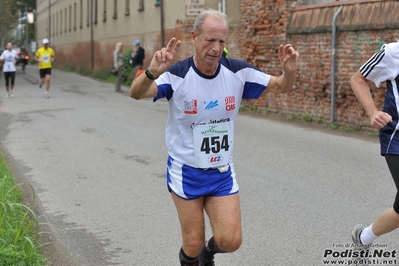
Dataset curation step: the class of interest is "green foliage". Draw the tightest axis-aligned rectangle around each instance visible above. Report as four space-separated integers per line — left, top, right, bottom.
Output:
330 122 362 132
77 65 92 76
60 64 76 72
331 121 340 130
121 50 134 85
105 75 117 83
302 114 314 123
55 50 132 85
92 67 112 80
0 159 48 266
0 0 35 45
239 104 261 113
368 129 379 136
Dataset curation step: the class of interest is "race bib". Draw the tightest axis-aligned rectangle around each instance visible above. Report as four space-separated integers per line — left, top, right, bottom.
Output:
42 55 50 62
193 121 234 168
4 55 14 69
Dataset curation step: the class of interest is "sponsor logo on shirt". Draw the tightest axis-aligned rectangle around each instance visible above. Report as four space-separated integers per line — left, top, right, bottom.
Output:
208 155 223 165
184 100 197 114
205 100 218 110
190 117 231 129
225 96 236 111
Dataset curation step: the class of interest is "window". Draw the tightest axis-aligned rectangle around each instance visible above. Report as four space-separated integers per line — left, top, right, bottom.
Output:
69 6 72 31
103 0 107 22
125 0 129 16
65 8 67 33
60 10 63 34
74 3 77 30
56 13 58 35
94 0 98 24
155 0 161 6
138 0 144 11
112 0 117 19
87 0 90 26
80 0 83 28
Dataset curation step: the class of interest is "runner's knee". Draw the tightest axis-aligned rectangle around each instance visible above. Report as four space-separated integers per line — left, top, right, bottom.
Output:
214 233 242 252
182 233 205 255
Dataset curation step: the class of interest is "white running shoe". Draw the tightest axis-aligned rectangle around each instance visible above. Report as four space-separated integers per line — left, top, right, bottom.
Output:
6 94 9 99
350 224 369 266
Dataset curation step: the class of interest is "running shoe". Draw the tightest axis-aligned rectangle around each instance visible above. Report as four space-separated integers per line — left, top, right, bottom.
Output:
45 92 50 98
5 94 9 99
199 255 215 266
351 224 367 247
351 224 369 266
199 243 215 266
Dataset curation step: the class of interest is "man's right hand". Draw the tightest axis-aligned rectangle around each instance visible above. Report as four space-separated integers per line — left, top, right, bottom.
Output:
147 37 181 77
370 111 392 129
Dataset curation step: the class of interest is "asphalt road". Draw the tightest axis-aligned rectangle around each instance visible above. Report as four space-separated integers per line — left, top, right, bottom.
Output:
0 65 397 266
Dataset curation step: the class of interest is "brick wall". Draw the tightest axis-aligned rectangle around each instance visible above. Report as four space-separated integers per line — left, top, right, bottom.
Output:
240 0 399 131
53 0 399 131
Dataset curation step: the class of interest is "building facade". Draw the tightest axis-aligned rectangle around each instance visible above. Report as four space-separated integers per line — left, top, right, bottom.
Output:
35 0 241 70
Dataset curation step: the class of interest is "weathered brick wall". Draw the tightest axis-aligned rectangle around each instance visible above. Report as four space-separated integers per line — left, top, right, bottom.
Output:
54 0 399 131
240 0 399 131
240 0 295 120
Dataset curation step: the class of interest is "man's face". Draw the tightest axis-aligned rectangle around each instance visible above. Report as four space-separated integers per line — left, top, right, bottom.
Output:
192 16 228 67
44 43 49 49
6 43 12 51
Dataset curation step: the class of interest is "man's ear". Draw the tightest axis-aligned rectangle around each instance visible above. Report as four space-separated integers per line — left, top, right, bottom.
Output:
191 30 197 46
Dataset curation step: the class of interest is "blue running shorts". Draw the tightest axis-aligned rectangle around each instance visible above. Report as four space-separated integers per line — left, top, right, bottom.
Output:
166 156 239 199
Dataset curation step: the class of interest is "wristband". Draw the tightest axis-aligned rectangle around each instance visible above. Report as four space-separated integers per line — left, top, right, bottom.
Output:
145 67 158 80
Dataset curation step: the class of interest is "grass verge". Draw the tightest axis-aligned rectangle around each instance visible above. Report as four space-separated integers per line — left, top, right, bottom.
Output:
0 157 48 266
58 49 134 87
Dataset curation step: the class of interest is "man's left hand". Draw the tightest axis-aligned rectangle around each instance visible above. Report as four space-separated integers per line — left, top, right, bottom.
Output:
279 44 299 74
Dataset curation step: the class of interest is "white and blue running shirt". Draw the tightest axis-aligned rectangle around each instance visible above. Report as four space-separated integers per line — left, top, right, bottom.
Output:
0 50 18 72
359 42 399 155
154 56 271 167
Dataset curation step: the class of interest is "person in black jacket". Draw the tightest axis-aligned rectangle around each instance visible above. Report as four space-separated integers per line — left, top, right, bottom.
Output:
130 39 145 80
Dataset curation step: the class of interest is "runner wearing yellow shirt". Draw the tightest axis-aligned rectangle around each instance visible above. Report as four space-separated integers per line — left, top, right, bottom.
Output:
35 38 55 98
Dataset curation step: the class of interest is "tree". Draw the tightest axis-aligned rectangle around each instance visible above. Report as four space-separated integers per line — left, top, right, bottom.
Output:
0 0 36 47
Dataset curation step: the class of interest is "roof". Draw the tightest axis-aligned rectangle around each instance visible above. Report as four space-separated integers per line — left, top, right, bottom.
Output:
287 0 399 34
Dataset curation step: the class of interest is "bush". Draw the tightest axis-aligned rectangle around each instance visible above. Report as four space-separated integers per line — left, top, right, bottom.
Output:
77 65 92 76
60 65 76 72
53 50 135 86
92 67 113 81
121 50 134 85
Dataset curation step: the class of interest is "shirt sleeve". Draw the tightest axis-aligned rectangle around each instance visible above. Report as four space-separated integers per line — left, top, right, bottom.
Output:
360 42 399 87
154 72 175 101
